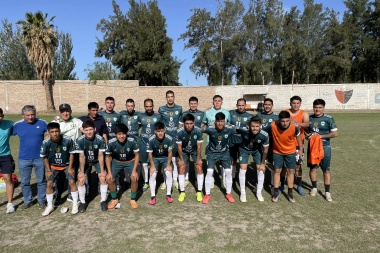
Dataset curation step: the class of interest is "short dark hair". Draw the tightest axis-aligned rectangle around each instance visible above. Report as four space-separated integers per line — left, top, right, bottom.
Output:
313 99 326 107
279 110 290 119
47 122 60 131
105 96 115 102
0 108 3 114
250 116 261 125
213 95 223 101
88 102 99 110
166 90 174 96
264 98 274 104
82 120 95 129
154 122 165 131
144 98 153 106
290 96 302 103
237 98 246 104
114 123 128 134
215 112 225 121
126 98 134 104
182 113 195 123
189 96 198 103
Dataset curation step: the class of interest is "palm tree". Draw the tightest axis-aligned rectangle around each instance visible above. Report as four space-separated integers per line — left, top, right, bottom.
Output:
17 11 58 111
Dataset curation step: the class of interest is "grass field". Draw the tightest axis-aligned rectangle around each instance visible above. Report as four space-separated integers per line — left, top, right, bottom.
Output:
1 112 379 253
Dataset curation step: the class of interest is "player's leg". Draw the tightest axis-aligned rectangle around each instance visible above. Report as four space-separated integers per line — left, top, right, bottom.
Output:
139 138 150 191
0 155 15 213
271 153 284 202
77 164 90 213
285 152 296 203
238 148 250 202
203 154 216 204
229 144 239 181
124 163 139 208
295 147 305 196
163 158 173 203
94 163 108 211
18 159 33 209
149 158 159 205
107 161 121 210
172 145 179 190
279 167 287 192
222 158 234 203
308 144 319 197
66 167 79 214
42 170 57 216
34 158 47 208
253 150 265 202
321 145 332 201
178 154 188 202
194 155 204 202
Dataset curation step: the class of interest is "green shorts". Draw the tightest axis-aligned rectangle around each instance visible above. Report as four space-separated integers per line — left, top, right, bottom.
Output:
273 152 296 170
206 151 230 169
48 166 75 182
182 152 201 164
152 157 169 171
239 147 261 165
308 144 332 171
78 163 102 174
111 160 135 178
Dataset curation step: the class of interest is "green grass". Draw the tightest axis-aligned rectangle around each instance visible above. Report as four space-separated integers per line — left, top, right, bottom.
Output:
1 113 379 253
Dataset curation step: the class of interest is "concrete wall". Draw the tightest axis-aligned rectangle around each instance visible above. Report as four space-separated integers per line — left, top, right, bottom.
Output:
0 80 379 114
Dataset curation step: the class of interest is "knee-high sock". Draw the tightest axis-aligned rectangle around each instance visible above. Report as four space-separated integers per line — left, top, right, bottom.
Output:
205 169 214 195
100 184 108 202
172 157 178 182
78 186 86 203
165 171 173 195
221 166 226 186
197 173 204 192
71 191 78 204
239 169 247 194
225 169 233 194
257 170 265 194
179 174 185 192
149 172 157 197
185 162 189 181
46 193 54 206
142 163 149 183
231 165 236 179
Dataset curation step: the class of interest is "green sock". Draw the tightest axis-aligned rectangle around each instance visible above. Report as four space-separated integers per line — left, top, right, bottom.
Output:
131 191 137 200
110 190 117 199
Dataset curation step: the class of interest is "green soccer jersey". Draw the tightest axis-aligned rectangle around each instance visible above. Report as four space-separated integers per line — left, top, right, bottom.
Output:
40 136 75 166
138 112 162 143
204 126 234 154
236 128 269 151
119 110 140 138
309 114 337 145
98 110 120 139
75 134 106 163
180 110 204 128
147 134 174 158
106 137 139 161
257 112 279 132
158 104 182 137
176 126 203 154
229 110 252 144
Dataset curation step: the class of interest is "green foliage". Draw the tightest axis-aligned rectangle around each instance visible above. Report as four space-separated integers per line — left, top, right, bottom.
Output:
53 32 77 80
95 0 181 86
84 61 120 82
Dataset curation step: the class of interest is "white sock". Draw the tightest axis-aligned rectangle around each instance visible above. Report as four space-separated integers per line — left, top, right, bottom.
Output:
165 171 173 195
142 163 149 183
46 193 54 206
185 162 189 181
222 167 226 185
205 169 214 195
172 157 178 182
179 174 185 191
257 170 265 194
225 169 232 194
100 184 108 202
149 172 157 197
71 191 78 204
231 165 236 179
78 186 86 203
239 169 247 194
196 173 204 191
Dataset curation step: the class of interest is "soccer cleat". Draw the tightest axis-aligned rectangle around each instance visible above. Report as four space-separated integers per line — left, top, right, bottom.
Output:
271 195 279 203
310 188 318 197
257 193 264 202
142 183 149 192
202 194 211 204
196 192 203 202
71 202 79 214
107 199 119 210
178 192 186 202
173 181 179 190
184 180 190 188
6 203 15 214
130 200 138 209
279 184 285 192
101 201 108 211
288 194 296 203
325 192 333 202
297 186 305 196
166 195 173 203
78 203 86 213
150 197 157 205
160 182 166 190
225 193 235 203
42 205 54 216
240 193 247 203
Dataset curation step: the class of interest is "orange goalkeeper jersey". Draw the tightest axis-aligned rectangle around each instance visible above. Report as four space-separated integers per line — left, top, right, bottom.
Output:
271 121 299 155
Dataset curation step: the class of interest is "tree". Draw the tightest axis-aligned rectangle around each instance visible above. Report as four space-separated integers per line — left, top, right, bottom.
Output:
84 61 119 82
96 0 181 86
17 11 58 111
54 32 77 80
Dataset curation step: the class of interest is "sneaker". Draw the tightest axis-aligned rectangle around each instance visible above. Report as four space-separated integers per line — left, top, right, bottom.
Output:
21 202 32 210
173 181 179 190
107 199 119 210
288 194 296 203
38 201 46 209
142 183 149 192
130 200 138 209
150 197 156 205
6 203 15 214
54 198 61 208
178 192 186 202
271 195 279 203
42 205 54 216
101 201 108 211
196 192 203 202
240 193 247 203
325 192 333 202
202 194 211 204
297 186 305 196
160 182 166 190
310 188 318 197
67 195 73 202
257 193 264 202
279 184 285 192
78 202 86 213
166 195 173 203
225 193 235 203
71 202 79 214
184 180 190 188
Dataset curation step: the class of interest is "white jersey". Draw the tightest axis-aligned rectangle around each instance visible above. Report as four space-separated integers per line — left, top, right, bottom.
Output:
52 117 83 141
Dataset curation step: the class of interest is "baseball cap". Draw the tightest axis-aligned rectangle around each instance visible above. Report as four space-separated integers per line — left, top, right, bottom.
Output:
59 103 71 111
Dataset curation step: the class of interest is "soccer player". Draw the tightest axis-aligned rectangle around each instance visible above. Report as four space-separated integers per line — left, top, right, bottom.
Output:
307 99 338 202
0 108 16 213
147 122 174 205
13 105 47 210
285 96 309 196
98 97 119 141
75 120 107 212
119 98 140 139
105 124 140 209
270 111 303 203
202 112 235 204
40 122 77 216
176 114 204 202
138 98 162 191
158 90 182 190
237 116 269 202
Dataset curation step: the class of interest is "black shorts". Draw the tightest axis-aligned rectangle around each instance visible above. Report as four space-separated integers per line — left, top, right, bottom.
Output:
0 155 15 174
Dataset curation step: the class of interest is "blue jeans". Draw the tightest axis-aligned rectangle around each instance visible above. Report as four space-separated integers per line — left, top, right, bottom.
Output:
18 158 46 203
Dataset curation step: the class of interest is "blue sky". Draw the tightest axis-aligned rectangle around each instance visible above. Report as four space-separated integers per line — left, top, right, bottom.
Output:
1 0 346 86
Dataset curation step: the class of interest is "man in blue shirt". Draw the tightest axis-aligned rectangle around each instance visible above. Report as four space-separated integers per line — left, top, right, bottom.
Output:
12 105 47 210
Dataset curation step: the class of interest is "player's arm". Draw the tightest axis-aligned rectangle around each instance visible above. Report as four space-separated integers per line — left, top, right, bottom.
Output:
78 151 86 180
177 142 184 166
105 154 113 181
148 152 156 175
300 111 310 129
166 148 173 172
43 157 52 180
131 151 140 181
68 153 74 176
321 130 338 139
196 141 203 166
259 145 269 171
296 134 303 158
102 133 108 144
